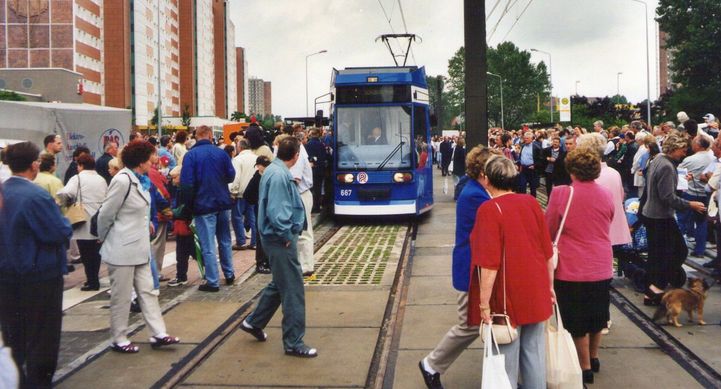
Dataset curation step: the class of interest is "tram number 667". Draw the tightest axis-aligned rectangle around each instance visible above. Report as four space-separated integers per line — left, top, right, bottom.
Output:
340 189 352 197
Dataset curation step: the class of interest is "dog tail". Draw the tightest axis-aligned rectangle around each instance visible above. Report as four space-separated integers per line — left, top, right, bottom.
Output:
652 304 667 322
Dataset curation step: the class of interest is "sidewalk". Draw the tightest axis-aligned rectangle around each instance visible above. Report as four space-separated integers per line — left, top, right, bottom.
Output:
386 168 703 388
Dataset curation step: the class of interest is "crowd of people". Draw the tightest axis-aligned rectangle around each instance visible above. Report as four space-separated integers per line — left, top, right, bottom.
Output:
0 118 333 386
420 111 720 389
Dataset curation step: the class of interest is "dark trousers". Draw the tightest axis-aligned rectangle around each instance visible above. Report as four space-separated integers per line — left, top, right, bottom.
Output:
645 217 687 289
0 276 63 389
311 170 324 212
518 166 538 197
254 207 269 268
175 234 195 281
247 237 306 350
441 160 451 176
77 239 102 288
544 172 553 197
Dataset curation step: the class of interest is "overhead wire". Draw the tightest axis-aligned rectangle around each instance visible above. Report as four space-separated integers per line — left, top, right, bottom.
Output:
487 0 514 43
376 0 407 63
486 0 503 21
500 0 535 42
396 0 417 65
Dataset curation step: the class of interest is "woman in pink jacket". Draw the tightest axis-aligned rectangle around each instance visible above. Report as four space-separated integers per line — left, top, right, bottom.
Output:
546 147 614 385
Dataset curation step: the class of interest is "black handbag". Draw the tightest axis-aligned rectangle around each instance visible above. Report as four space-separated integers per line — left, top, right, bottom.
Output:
91 173 132 237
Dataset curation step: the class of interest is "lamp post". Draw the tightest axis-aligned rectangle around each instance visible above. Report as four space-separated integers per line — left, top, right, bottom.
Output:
631 0 652 126
157 0 162 139
617 72 623 97
306 50 327 117
531 48 553 123
575 80 580 96
487 72 504 130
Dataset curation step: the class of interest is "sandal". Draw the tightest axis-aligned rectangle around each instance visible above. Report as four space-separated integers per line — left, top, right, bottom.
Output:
110 342 140 353
285 345 318 358
150 335 180 349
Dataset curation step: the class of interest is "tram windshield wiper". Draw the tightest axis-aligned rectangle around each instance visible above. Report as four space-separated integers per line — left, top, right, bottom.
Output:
377 141 405 170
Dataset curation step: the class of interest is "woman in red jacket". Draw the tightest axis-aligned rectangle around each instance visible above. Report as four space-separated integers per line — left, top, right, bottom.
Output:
468 155 555 389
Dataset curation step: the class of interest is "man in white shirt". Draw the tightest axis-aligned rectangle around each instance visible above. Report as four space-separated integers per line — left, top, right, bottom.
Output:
290 130 315 279
230 139 259 250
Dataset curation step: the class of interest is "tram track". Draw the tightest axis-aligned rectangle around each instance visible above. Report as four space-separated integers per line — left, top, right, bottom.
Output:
145 217 415 389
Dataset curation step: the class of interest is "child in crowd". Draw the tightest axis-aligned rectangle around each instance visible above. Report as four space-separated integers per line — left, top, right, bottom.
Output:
167 166 196 286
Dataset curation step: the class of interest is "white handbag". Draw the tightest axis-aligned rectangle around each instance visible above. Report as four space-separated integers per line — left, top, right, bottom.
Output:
481 324 513 389
546 303 583 389
479 203 519 345
550 186 574 269
448 146 456 174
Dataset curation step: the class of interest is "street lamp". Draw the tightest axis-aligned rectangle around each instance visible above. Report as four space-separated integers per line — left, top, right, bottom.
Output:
631 0 652 126
487 72 504 130
531 48 553 123
617 72 623 97
306 50 327 117
575 80 580 96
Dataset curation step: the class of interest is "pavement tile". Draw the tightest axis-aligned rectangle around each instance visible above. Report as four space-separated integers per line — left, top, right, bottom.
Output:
392 348 482 389
414 234 455 248
267 289 389 328
592 348 702 388
183 327 378 387
399 303 482 351
134 301 241 343
56 344 196 389
406 276 457 306
413 247 453 257
412 256 452 276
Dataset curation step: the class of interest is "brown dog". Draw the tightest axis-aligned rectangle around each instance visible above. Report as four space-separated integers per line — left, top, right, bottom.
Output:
652 278 710 327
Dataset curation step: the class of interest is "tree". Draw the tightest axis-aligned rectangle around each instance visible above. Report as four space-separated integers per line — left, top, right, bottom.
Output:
230 111 246 122
657 0 721 118
0 90 26 101
181 104 192 127
445 42 551 129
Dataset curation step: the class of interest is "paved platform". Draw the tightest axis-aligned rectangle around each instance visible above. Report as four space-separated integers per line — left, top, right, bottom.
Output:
53 168 721 388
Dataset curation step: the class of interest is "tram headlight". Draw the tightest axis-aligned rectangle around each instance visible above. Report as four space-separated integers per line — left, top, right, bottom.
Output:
337 173 354 183
393 172 413 183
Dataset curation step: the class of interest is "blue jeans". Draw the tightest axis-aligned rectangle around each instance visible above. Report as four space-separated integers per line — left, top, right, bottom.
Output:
149 256 160 290
677 193 708 255
517 166 538 197
231 198 256 246
194 210 235 287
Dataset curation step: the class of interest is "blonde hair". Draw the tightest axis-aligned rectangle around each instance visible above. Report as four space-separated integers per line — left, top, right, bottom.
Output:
662 131 689 154
576 133 607 158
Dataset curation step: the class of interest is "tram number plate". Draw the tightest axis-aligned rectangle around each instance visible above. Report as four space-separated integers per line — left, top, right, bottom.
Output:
340 189 353 197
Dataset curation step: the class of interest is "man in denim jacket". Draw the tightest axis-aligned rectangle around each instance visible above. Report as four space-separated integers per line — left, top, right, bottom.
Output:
240 136 317 358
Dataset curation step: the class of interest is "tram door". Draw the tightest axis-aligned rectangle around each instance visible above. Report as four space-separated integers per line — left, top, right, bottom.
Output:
413 105 433 212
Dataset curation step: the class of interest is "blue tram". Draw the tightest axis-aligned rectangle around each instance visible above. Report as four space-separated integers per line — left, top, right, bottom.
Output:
330 66 434 216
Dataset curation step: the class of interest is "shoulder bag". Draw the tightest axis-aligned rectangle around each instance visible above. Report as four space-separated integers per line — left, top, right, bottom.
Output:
479 202 519 345
481 324 513 389
550 186 574 269
546 303 584 389
65 175 88 228
90 173 133 237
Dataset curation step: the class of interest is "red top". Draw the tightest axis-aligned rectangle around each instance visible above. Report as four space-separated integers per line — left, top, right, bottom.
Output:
468 194 554 327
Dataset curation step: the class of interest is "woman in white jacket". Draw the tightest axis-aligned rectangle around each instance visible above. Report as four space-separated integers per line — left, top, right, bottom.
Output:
57 154 107 291
97 140 180 353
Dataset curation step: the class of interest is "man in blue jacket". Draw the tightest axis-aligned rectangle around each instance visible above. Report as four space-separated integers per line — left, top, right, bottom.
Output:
0 141 72 388
180 126 236 292
240 136 317 358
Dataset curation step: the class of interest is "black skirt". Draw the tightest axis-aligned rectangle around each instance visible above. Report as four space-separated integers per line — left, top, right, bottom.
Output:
554 279 611 338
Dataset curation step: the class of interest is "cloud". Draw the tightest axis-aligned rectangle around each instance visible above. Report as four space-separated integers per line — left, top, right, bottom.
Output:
230 0 660 118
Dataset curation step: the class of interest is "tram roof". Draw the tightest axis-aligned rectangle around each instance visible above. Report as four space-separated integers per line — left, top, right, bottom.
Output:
331 66 427 88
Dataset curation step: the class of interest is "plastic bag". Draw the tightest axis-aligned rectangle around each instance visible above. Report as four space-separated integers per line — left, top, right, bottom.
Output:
546 303 583 389
481 324 513 389
443 177 449 195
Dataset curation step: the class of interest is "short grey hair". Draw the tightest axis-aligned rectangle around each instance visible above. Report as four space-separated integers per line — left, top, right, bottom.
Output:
238 139 250 150
576 133 607 158
593 120 604 128
484 155 518 191
104 141 118 152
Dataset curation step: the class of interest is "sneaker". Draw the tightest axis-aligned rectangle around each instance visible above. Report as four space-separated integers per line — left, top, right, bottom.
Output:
225 275 235 286
256 265 271 274
418 360 443 389
232 244 245 250
167 278 187 287
198 284 220 292
240 319 267 342
687 236 696 243
285 345 318 358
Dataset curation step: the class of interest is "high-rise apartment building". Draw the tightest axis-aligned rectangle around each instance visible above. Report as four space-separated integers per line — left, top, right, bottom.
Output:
226 20 237 117
236 47 248 114
248 77 265 116
659 30 674 96
1 0 104 104
212 0 236 119
195 0 215 117
263 81 272 116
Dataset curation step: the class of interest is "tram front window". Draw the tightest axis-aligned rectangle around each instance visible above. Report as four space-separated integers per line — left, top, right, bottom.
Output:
336 106 412 170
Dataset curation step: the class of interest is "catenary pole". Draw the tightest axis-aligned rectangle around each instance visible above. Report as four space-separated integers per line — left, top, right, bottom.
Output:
464 0 488 147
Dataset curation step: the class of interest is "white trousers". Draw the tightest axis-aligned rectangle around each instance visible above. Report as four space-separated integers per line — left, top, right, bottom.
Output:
107 263 166 344
298 190 315 274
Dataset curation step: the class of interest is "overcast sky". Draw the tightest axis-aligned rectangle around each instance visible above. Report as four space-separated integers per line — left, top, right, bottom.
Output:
229 0 660 118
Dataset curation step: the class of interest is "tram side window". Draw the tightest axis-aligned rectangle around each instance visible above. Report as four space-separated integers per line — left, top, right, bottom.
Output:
413 106 429 169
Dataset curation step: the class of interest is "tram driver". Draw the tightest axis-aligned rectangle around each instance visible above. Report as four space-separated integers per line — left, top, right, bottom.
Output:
366 127 388 145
